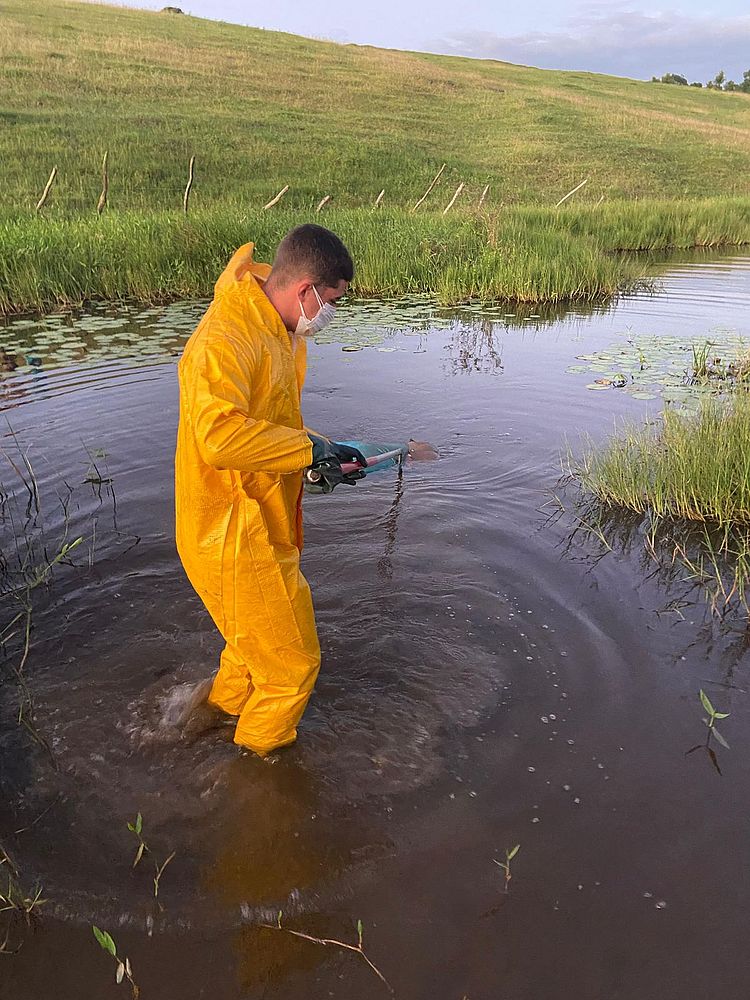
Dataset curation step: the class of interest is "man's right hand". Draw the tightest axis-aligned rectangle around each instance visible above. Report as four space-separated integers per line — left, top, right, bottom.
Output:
307 434 367 492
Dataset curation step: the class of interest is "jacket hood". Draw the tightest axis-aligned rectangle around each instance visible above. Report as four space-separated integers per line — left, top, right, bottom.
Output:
214 242 272 298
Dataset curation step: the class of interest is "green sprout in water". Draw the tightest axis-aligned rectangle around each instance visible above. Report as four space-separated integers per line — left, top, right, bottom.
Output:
127 812 175 904
493 844 521 893
92 926 139 998
687 689 731 775
127 812 147 868
699 689 731 749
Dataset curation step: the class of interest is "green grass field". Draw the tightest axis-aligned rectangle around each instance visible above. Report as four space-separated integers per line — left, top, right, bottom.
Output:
3 0 750 214
1 0 750 311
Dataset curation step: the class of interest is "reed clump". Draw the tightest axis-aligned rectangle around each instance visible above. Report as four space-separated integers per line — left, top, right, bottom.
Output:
574 394 750 613
2 198 749 315
576 395 750 525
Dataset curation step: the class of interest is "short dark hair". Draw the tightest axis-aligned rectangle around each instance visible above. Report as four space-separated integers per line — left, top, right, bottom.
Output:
272 224 354 288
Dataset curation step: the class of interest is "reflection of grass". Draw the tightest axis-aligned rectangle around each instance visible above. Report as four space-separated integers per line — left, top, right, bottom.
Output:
571 395 750 613
2 198 750 315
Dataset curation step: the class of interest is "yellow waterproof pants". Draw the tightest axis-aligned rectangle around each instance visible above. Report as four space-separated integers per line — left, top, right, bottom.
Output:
175 243 319 755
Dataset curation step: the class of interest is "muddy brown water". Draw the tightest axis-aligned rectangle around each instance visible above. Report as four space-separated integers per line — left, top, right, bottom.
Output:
2 253 750 999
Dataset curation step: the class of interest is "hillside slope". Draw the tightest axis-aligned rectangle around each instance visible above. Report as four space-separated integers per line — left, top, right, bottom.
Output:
2 0 749 216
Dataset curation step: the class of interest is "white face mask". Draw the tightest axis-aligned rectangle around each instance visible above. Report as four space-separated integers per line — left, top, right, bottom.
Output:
295 285 336 337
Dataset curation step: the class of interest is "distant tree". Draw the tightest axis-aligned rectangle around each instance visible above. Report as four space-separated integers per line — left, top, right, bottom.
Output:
652 72 688 85
651 67 749 95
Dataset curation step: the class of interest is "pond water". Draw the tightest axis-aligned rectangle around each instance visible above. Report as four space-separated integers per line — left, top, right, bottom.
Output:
2 252 750 999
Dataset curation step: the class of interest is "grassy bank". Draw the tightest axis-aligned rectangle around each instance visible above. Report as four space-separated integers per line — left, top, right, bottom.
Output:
576 396 750 525
573 394 750 613
2 198 750 315
3 0 750 216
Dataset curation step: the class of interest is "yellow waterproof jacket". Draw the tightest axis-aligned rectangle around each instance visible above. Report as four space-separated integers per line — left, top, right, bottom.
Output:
175 244 315 653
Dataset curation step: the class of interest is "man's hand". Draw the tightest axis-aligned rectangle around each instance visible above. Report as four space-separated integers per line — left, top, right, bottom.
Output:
309 434 368 469
307 434 368 492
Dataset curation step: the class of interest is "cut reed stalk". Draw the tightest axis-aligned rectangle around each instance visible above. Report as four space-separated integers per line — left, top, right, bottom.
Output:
412 163 445 211
35 167 57 213
183 155 195 214
96 151 109 215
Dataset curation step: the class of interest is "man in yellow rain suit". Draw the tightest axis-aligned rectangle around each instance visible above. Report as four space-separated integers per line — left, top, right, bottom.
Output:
175 225 366 756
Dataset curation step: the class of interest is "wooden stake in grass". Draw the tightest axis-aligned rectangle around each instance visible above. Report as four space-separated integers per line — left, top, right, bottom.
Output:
183 155 195 214
96 151 109 215
35 167 57 213
442 181 465 215
555 177 589 208
263 184 289 210
412 162 445 211
478 183 490 208
316 194 332 213
261 912 393 995
374 188 385 208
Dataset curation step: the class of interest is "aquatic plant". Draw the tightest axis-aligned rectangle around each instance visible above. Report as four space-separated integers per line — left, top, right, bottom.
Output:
570 331 750 406
575 395 750 527
493 843 521 892
686 689 731 774
126 812 176 900
127 812 147 868
699 688 731 749
152 851 176 901
260 911 392 994
92 927 140 998
0 844 46 953
570 394 750 614
0 429 83 753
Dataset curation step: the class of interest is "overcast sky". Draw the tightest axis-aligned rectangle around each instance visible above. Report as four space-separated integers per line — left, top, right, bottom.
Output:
118 0 749 82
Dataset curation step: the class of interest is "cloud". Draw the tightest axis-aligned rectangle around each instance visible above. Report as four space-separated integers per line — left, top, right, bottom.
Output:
438 5 750 82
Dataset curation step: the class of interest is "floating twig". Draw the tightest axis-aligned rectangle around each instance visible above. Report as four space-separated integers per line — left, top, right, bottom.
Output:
374 188 385 208
153 852 176 900
478 183 490 208
260 913 393 994
316 194 332 213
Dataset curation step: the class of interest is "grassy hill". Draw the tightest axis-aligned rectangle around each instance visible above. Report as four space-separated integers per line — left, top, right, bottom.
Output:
2 0 750 215
1 0 749 314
